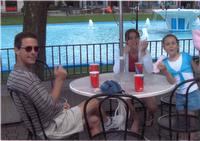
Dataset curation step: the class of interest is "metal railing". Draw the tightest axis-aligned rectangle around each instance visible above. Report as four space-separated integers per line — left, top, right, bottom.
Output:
1 39 199 82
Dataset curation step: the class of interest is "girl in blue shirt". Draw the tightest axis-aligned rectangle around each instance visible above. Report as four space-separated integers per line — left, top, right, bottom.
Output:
158 34 200 110
158 34 200 140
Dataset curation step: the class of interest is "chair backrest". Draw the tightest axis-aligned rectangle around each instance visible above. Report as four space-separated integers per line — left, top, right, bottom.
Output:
169 78 200 130
83 93 147 140
169 78 200 113
9 89 48 139
35 59 53 87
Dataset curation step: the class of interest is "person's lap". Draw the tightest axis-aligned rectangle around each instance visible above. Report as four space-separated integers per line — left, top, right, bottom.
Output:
176 90 200 111
43 106 83 139
78 98 99 115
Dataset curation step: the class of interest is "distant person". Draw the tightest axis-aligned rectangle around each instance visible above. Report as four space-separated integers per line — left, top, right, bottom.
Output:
160 2 165 10
158 34 200 140
105 6 112 13
68 5 73 15
7 32 123 139
113 29 157 133
65 4 70 16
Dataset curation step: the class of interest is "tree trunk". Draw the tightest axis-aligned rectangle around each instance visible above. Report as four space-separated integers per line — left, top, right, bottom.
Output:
23 1 49 80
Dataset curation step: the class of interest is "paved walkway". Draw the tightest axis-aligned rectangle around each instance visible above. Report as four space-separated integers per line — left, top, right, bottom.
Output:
1 116 160 140
2 111 200 140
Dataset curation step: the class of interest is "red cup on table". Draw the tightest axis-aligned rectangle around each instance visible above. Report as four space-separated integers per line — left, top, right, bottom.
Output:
90 71 99 88
135 62 143 74
134 74 144 92
89 63 99 72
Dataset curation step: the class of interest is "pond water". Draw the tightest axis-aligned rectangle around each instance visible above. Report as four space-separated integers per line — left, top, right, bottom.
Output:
1 20 194 49
1 20 197 71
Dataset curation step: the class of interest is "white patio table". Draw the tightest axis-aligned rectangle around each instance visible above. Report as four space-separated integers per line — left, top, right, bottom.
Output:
69 72 175 98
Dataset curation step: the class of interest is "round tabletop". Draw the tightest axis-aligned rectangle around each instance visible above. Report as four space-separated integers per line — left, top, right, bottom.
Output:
69 72 175 98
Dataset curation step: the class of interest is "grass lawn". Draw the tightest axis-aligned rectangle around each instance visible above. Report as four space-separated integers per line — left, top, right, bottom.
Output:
1 13 163 25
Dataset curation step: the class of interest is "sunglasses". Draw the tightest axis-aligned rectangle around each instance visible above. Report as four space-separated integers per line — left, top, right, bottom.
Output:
20 46 39 52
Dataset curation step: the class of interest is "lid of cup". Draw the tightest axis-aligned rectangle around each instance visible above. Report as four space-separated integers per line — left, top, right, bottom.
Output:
89 71 99 74
134 74 144 76
135 62 143 64
90 63 99 66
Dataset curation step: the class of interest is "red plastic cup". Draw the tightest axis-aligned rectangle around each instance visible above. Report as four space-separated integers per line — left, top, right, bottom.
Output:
90 71 99 88
89 63 99 72
134 74 144 92
135 62 143 74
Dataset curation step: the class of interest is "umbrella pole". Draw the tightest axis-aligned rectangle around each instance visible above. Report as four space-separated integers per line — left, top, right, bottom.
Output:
119 1 124 73
136 2 139 31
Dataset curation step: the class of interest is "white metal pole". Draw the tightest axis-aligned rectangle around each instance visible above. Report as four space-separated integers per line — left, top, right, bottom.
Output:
119 1 124 73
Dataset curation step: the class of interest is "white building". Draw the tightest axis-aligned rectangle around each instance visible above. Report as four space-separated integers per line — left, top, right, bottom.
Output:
1 0 23 13
1 1 199 13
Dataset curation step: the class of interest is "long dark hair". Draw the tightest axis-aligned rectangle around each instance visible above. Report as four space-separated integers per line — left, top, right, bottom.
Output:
125 29 140 42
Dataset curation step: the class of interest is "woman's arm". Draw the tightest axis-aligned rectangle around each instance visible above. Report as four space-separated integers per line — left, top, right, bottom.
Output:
124 44 131 54
139 39 148 57
141 51 153 73
138 40 153 73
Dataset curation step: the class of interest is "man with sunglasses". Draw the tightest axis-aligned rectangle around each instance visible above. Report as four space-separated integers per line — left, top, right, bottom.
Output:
7 32 102 139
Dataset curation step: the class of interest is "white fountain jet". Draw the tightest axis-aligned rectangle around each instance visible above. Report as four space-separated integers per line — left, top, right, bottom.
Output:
140 18 150 40
145 18 151 28
88 19 94 29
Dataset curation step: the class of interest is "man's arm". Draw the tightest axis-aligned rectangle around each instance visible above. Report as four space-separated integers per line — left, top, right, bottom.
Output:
51 66 67 101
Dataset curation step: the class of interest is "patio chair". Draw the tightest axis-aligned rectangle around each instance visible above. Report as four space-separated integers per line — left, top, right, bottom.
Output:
8 89 79 140
157 78 200 140
9 89 48 139
83 93 148 140
160 94 176 115
35 59 53 88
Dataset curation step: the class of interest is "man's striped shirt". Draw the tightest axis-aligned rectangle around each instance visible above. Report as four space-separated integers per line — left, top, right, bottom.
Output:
7 65 63 133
